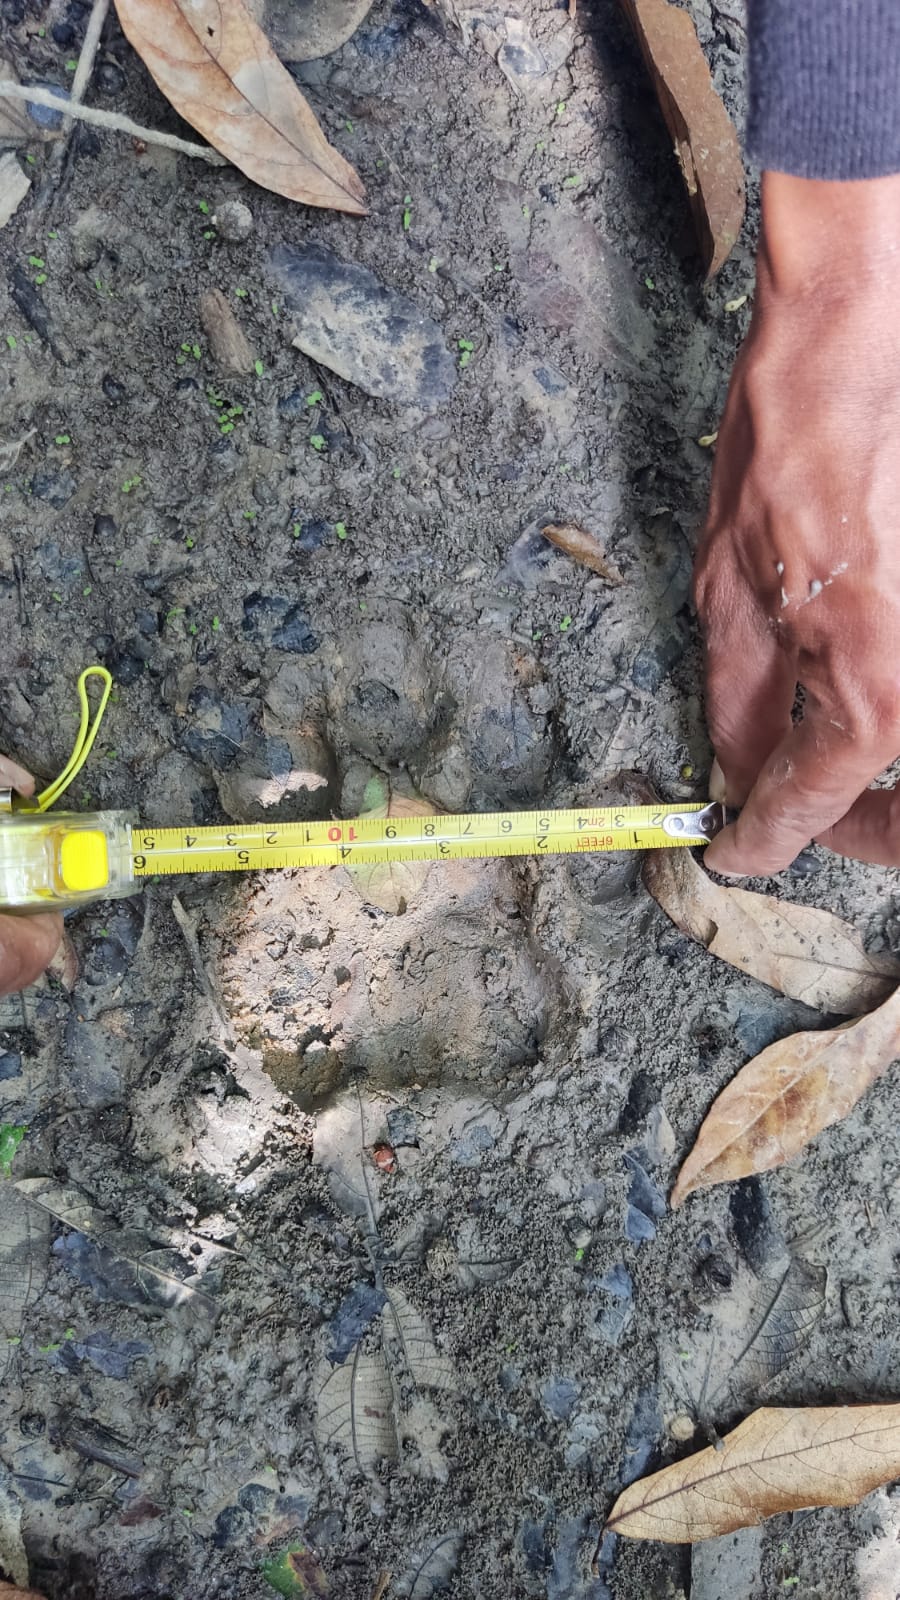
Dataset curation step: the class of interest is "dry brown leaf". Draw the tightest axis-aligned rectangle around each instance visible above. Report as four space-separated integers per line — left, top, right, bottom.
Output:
46 930 79 992
113 0 366 213
606 1404 900 1542
345 776 438 915
643 846 900 1015
671 984 900 1205
618 0 744 275
541 523 622 583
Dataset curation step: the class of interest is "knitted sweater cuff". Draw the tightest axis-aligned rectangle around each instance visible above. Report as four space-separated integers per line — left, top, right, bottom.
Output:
747 0 900 179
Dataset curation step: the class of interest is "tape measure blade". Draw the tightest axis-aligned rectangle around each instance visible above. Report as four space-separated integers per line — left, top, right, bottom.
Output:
128 803 710 877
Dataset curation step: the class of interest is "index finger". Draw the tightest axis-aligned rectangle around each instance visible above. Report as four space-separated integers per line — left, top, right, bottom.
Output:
703 703 894 876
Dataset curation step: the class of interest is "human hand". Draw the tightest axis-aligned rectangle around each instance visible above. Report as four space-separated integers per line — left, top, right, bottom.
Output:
0 756 63 995
695 171 900 875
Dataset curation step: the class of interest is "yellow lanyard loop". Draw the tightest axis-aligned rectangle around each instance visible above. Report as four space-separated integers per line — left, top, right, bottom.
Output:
35 665 113 811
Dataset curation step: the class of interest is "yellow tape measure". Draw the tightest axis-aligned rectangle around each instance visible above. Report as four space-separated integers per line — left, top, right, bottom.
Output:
0 667 725 910
130 802 721 877
0 802 724 911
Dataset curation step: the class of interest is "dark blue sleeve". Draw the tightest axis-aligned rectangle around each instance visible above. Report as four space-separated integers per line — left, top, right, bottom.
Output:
747 0 900 179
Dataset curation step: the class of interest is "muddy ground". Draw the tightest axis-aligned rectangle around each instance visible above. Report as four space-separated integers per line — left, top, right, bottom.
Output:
1 0 899 1597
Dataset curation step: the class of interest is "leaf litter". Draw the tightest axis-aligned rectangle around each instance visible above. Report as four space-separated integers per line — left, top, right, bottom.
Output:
112 0 366 212
16 1179 216 1325
398 1531 465 1598
618 0 745 275
644 846 900 1015
671 983 900 1203
314 1346 398 1475
541 522 623 583
733 1252 827 1388
384 1287 458 1393
606 1403 900 1542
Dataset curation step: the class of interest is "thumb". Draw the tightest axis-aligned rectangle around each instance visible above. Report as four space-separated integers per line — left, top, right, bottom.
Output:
0 913 63 996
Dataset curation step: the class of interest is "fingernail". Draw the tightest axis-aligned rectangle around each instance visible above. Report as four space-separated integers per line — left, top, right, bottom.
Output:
709 758 727 804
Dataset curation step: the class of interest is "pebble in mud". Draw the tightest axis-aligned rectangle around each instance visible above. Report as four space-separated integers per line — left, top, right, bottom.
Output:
95 61 125 96
540 1375 581 1421
213 199 254 242
101 374 126 403
31 470 76 508
268 242 458 409
242 592 319 654
181 685 251 771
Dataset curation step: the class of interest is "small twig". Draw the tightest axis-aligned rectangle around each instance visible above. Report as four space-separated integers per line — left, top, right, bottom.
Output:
171 894 231 1033
371 1574 392 1600
38 0 109 201
12 554 27 629
0 81 227 166
67 0 111 125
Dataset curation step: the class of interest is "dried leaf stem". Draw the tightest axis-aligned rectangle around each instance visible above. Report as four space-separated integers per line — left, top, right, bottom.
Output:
0 81 226 164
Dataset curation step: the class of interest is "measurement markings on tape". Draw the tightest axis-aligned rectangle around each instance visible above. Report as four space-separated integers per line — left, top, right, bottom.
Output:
129 803 723 878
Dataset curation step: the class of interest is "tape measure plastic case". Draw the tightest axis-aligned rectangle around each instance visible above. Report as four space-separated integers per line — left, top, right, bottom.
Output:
0 801 725 913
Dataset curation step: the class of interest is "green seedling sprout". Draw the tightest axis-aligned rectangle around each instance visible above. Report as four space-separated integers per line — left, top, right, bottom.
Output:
309 434 326 451
402 194 412 230
254 359 264 377
0 1124 25 1177
55 433 70 445
306 389 323 406
5 335 16 351
335 521 347 540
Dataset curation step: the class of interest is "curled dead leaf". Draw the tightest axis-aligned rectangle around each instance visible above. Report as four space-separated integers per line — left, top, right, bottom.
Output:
606 1403 900 1542
112 0 366 213
541 522 622 583
618 0 744 275
643 846 900 1015
671 983 900 1205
